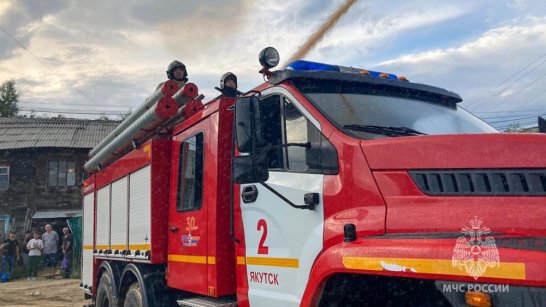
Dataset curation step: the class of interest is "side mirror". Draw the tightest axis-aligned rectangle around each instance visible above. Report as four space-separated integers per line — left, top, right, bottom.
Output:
233 154 269 184
235 96 264 152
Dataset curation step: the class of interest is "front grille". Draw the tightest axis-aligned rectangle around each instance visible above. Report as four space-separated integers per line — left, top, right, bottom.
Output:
409 169 546 196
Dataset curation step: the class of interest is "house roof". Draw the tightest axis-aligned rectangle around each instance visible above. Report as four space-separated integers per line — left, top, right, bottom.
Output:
0 117 121 150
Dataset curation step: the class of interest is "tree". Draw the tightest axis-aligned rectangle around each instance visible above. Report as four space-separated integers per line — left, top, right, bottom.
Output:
116 107 133 121
0 80 19 117
98 113 110 120
503 122 525 133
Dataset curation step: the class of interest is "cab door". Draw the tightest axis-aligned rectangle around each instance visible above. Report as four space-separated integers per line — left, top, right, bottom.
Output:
240 88 336 306
167 127 209 295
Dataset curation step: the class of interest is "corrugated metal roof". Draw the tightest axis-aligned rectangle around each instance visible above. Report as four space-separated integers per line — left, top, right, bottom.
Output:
0 117 121 150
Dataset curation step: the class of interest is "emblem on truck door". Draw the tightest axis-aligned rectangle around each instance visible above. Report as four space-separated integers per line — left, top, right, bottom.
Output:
452 217 500 280
181 216 200 247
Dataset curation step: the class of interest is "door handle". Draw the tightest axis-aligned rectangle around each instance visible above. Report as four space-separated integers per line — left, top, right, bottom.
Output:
241 185 258 203
169 226 179 233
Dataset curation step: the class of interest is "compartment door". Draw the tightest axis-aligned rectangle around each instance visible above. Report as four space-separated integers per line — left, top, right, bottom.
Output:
95 185 110 254
110 177 128 256
81 192 95 291
128 165 152 258
167 131 209 295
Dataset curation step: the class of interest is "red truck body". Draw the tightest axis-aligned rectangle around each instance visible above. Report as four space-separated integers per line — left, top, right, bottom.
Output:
81 57 546 307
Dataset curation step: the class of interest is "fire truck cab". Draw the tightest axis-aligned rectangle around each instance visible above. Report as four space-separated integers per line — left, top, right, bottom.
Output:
81 48 546 307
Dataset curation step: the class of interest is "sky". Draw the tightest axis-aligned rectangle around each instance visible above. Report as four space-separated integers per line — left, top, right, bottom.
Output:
0 0 545 130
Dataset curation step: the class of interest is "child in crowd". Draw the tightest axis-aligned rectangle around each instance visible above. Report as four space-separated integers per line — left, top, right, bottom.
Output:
26 232 43 280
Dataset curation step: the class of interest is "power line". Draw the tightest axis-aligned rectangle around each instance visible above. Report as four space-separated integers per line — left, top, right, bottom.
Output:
486 113 546 124
469 52 546 112
19 108 128 115
512 87 546 111
485 70 546 113
0 24 99 105
495 124 535 130
474 109 546 114
481 111 546 120
19 101 136 109
20 111 126 116
495 119 540 130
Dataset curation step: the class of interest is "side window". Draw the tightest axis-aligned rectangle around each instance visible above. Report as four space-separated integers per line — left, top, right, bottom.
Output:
260 94 335 174
284 98 312 172
0 166 8 191
260 95 283 169
177 133 204 211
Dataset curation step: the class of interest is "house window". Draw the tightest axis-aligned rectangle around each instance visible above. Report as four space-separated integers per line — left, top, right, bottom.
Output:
177 133 204 212
48 161 76 187
0 166 9 191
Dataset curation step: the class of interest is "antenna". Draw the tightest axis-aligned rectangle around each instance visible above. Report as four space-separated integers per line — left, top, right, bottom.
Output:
266 30 271 46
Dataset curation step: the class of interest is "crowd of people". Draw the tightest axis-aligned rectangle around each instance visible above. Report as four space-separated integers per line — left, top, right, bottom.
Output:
0 224 72 282
0 61 239 283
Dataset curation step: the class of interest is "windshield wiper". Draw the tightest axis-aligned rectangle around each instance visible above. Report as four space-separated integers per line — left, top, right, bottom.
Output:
342 124 427 136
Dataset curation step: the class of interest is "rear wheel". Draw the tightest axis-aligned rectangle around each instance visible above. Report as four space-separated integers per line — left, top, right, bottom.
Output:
124 282 144 307
96 274 114 307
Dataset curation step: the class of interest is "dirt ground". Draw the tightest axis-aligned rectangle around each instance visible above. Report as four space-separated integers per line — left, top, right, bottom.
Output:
0 277 92 307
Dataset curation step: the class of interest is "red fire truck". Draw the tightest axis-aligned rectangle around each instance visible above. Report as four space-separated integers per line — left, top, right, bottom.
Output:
81 48 546 307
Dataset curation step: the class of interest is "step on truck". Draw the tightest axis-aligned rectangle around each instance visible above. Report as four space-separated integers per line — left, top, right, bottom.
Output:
81 47 546 307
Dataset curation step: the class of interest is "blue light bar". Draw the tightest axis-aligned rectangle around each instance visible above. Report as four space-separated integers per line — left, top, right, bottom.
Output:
285 60 399 80
286 60 339 72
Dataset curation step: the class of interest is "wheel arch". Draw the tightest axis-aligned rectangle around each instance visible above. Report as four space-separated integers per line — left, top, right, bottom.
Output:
119 263 151 307
96 260 122 304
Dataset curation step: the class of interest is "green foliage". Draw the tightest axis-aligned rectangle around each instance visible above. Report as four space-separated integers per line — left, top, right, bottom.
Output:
503 122 525 133
0 80 19 117
18 110 49 119
116 107 133 121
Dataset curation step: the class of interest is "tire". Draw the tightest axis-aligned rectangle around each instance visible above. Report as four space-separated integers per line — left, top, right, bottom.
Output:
124 282 144 307
96 274 114 307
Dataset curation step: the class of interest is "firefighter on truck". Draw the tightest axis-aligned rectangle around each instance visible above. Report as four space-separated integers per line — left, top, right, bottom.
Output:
81 47 546 307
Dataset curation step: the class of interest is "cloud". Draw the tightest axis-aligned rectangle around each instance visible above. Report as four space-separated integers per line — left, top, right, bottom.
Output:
377 17 546 70
245 1 472 67
1 0 546 124
509 0 529 10
0 0 66 57
499 89 515 98
373 17 546 112
136 0 258 59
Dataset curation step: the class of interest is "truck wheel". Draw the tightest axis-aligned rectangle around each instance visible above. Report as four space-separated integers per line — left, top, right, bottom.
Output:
96 274 114 307
124 282 144 307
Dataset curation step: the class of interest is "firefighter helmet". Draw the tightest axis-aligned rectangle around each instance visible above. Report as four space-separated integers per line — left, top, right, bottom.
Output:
220 72 237 89
166 60 188 82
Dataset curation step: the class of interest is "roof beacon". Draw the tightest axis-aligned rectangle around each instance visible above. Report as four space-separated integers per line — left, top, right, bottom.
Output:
285 60 400 81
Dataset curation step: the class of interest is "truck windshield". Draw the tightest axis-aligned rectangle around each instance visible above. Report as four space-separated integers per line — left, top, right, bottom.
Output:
305 93 497 139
